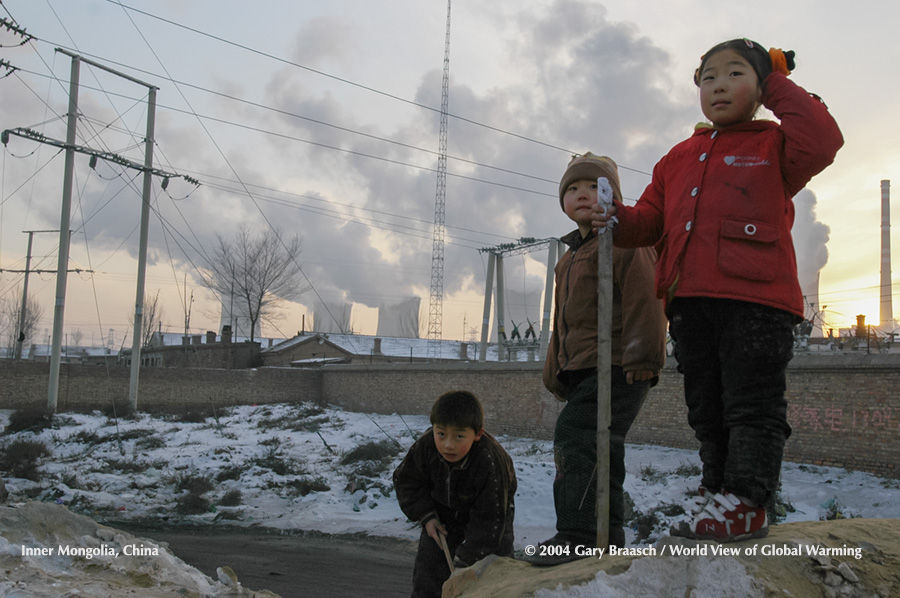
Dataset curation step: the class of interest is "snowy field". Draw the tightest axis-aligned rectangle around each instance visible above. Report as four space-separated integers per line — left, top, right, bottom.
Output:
2 401 899 549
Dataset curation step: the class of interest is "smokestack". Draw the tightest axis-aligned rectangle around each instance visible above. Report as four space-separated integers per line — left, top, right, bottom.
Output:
881 180 892 326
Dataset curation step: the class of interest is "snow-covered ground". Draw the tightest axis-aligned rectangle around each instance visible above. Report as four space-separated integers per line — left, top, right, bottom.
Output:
2 402 899 597
2 402 898 549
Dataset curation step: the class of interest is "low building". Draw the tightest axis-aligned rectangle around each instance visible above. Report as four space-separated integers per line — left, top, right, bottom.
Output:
26 344 116 365
261 332 541 366
119 327 261 369
263 333 474 366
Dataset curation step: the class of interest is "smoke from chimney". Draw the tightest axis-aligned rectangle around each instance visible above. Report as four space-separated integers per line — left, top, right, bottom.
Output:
792 190 830 336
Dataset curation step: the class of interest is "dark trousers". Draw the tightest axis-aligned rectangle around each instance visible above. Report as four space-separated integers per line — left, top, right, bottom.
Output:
409 502 513 597
668 297 795 506
553 366 650 545
410 523 463 598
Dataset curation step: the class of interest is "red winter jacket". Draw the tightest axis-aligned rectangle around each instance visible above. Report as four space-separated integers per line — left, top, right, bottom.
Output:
613 73 843 318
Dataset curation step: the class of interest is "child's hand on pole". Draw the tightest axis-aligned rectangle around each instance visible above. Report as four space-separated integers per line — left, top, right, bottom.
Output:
593 176 618 234
425 517 448 546
591 202 618 233
426 517 456 572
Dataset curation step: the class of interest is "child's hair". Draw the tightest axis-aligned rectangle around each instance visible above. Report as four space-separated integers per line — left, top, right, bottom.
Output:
430 390 485 432
693 38 796 87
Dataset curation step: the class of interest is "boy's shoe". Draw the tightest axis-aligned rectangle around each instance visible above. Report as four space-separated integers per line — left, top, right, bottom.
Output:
669 485 710 537
670 490 768 542
521 533 593 566
686 486 711 517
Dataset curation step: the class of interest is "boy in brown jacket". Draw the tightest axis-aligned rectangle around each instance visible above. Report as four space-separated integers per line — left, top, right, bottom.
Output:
531 153 666 564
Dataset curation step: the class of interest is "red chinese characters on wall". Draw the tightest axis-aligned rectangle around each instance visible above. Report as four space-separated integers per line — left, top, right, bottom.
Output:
788 405 899 433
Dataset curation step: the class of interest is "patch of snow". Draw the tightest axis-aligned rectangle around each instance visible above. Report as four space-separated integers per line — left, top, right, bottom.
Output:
534 555 763 598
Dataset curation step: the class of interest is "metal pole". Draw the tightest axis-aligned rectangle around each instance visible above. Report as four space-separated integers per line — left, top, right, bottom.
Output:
229 264 235 335
184 274 189 338
47 55 80 413
495 255 506 361
881 180 892 328
128 85 158 413
479 253 496 362
595 180 614 549
13 232 34 360
539 240 558 358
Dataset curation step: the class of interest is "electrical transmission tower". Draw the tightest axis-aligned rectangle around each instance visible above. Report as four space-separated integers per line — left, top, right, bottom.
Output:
427 0 451 359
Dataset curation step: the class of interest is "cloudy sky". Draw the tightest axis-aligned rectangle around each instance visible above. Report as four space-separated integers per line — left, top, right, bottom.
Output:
0 0 897 345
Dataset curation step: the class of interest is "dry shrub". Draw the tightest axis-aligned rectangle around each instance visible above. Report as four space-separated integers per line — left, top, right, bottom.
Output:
5 407 54 435
1 439 51 480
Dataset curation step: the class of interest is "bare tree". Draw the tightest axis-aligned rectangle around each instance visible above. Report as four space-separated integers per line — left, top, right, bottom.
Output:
127 290 167 347
200 225 309 342
1 290 44 356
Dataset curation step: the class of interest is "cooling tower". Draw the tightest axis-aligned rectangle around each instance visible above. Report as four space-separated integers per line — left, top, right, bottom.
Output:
312 300 352 334
376 296 421 338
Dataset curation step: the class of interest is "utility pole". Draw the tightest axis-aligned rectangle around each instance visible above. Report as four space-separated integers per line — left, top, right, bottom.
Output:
183 274 193 339
11 230 62 359
14 231 35 359
46 54 81 413
0 231 90 362
2 49 186 412
478 253 496 362
128 84 158 413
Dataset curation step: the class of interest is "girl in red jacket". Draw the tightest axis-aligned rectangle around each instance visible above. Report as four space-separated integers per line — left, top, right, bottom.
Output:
593 38 843 542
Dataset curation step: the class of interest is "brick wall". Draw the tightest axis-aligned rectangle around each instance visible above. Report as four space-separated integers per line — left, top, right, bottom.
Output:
0 360 320 412
781 353 900 477
627 353 900 479
321 362 563 440
2 353 898 478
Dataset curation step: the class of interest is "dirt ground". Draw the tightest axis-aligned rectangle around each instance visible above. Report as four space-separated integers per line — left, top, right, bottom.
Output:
442 518 900 598
112 525 418 598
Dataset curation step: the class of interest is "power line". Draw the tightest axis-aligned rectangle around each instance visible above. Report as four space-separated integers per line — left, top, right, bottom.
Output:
36 2 655 177
101 1 585 160
12 66 567 197
189 170 520 244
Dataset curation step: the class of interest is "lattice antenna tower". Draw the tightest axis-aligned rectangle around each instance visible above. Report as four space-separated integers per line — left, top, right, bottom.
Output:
427 0 451 358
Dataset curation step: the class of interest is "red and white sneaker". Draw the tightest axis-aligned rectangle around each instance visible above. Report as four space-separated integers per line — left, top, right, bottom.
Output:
670 486 711 537
686 486 711 517
671 490 768 542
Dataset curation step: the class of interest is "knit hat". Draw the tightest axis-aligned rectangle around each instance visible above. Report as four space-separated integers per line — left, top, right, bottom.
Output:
558 153 622 209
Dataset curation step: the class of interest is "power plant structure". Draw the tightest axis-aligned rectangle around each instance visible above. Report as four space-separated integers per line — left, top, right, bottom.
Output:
853 179 895 342
880 179 893 329
477 237 558 361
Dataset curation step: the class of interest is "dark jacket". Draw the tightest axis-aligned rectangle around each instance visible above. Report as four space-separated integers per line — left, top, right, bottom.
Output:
613 73 843 317
393 429 516 566
543 229 667 398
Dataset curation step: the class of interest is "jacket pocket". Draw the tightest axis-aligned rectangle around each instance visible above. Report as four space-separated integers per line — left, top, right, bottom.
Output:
717 219 779 281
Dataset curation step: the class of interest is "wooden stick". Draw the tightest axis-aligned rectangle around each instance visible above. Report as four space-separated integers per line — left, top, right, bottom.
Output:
439 533 455 573
595 176 613 550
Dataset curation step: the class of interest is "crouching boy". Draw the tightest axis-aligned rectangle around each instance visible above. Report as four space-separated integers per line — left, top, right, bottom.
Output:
393 390 517 598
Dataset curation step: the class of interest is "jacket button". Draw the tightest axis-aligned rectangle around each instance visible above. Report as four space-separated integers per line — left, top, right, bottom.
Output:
691 187 699 197
686 221 692 231
744 223 757 235
711 131 718 139
699 153 707 162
